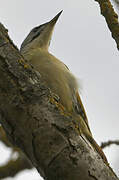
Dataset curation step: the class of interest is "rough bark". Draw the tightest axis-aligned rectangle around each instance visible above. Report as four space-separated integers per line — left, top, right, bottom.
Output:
95 0 119 50
0 23 118 180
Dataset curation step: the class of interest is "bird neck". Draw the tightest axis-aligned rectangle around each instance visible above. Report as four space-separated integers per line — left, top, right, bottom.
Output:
21 41 49 55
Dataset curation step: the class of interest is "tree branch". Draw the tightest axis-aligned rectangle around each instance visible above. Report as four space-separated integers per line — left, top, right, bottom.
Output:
0 23 118 179
0 154 32 179
0 125 33 178
113 0 119 9
95 0 119 50
101 140 119 149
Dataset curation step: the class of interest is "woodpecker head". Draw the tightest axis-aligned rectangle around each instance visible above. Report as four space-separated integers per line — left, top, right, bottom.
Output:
20 11 62 53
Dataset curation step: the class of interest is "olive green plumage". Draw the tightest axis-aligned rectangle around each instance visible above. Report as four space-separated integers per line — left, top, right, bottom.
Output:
20 11 107 163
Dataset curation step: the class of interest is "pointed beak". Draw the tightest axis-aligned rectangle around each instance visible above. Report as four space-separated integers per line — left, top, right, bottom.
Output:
49 10 63 25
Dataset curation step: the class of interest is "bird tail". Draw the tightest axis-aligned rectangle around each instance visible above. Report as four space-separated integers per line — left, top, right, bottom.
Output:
75 92 108 164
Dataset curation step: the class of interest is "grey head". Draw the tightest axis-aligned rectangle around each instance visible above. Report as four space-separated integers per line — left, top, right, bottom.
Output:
20 22 48 51
20 11 63 53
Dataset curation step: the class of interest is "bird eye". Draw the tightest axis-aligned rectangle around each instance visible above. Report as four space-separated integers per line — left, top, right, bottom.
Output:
31 25 45 41
32 26 39 32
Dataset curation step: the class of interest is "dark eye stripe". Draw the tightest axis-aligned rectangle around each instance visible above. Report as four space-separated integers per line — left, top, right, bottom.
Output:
31 25 45 41
20 22 48 50
32 25 43 33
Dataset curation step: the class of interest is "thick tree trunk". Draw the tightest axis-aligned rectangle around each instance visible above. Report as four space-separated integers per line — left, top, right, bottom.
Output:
0 23 118 180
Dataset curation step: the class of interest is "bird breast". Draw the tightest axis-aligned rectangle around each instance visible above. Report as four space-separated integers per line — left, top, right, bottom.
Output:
23 48 78 112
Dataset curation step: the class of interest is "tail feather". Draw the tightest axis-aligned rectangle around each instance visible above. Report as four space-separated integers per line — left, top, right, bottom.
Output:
75 92 108 164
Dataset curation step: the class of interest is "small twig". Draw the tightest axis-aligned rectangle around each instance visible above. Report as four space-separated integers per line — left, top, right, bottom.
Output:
101 140 119 149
